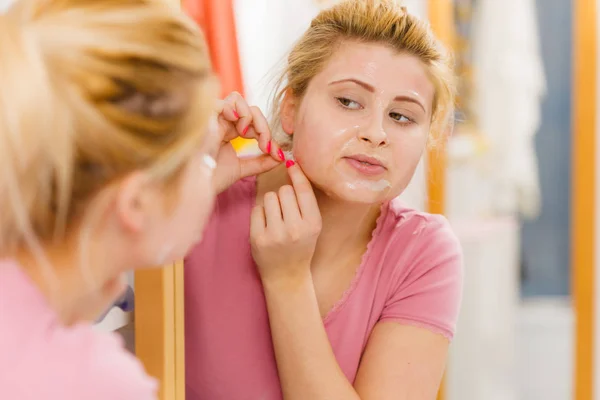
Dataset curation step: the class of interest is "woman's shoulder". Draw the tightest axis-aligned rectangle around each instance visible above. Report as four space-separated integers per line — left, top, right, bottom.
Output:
375 200 464 339
36 325 158 399
13 323 157 399
383 198 459 251
378 198 463 286
64 327 158 399
0 261 157 399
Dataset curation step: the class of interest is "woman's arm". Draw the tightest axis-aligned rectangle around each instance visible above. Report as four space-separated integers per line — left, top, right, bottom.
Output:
354 322 448 399
263 275 449 400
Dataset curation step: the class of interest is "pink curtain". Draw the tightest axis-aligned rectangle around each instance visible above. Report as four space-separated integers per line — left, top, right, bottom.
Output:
183 0 245 97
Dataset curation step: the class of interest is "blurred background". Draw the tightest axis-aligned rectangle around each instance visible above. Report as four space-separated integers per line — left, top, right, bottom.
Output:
2 0 596 399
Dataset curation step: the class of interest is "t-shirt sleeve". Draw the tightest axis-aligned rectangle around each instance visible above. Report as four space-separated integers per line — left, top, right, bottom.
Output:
379 215 463 340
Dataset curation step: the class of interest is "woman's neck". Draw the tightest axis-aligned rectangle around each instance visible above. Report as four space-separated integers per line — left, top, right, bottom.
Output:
257 166 382 266
312 187 381 266
13 240 124 326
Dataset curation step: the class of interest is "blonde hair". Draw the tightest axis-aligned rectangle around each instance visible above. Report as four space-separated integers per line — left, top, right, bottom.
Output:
270 0 455 146
0 0 217 255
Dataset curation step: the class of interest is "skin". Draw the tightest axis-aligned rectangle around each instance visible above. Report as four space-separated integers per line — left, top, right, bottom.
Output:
223 41 449 399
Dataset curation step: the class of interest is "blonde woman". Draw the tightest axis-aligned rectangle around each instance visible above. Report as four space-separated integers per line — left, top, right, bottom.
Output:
185 1 463 399
0 0 280 398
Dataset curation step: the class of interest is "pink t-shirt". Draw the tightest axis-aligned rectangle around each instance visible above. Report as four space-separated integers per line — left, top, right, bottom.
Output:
0 260 158 400
184 176 463 400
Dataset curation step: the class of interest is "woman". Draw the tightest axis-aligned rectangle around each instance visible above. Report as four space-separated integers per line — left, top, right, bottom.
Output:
185 1 463 399
0 0 277 398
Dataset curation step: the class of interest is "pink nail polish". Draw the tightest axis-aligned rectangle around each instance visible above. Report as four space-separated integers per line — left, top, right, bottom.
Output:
242 125 249 136
286 160 295 168
278 149 285 161
267 141 272 153
233 110 240 119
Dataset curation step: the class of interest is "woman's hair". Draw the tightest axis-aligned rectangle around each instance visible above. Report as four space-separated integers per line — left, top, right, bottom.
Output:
270 0 455 146
0 0 216 254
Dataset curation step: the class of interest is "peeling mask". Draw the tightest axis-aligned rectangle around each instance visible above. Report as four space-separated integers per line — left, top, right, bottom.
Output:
201 154 216 171
331 131 393 194
345 178 392 192
364 61 378 79
198 153 216 179
283 149 295 162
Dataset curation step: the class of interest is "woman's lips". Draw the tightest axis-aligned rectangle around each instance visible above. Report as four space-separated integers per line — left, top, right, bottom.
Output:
343 155 386 176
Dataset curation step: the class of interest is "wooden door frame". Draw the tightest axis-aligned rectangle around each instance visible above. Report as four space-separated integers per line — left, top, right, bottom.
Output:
427 0 455 215
573 0 597 398
135 261 185 400
427 1 455 399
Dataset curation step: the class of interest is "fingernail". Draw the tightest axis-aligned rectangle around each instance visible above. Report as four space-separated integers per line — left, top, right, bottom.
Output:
278 149 285 161
233 110 240 119
267 140 272 153
242 125 249 136
286 160 295 168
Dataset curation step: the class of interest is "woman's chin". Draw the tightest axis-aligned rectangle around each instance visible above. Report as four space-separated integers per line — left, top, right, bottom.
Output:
317 181 395 204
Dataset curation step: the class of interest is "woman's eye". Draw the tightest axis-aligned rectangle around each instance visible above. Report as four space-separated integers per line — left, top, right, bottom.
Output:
389 112 412 124
336 97 362 110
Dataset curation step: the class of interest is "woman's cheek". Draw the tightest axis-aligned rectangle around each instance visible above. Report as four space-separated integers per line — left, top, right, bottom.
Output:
292 143 315 173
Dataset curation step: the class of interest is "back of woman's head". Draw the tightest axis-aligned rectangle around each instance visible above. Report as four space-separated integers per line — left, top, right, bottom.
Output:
0 0 216 254
271 0 455 145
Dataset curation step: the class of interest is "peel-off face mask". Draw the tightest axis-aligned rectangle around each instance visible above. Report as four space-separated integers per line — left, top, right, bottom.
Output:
333 117 392 194
335 133 393 195
345 178 392 192
283 149 295 162
200 116 218 175
201 154 216 172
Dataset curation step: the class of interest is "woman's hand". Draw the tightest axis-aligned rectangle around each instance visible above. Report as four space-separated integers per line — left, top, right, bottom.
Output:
213 92 285 194
250 162 322 285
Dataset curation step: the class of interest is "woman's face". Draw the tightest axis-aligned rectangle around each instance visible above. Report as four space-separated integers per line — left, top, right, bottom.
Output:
147 121 220 265
117 119 221 270
282 41 435 204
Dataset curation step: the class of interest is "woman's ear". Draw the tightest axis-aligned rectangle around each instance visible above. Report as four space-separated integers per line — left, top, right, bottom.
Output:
280 90 296 136
114 171 152 233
